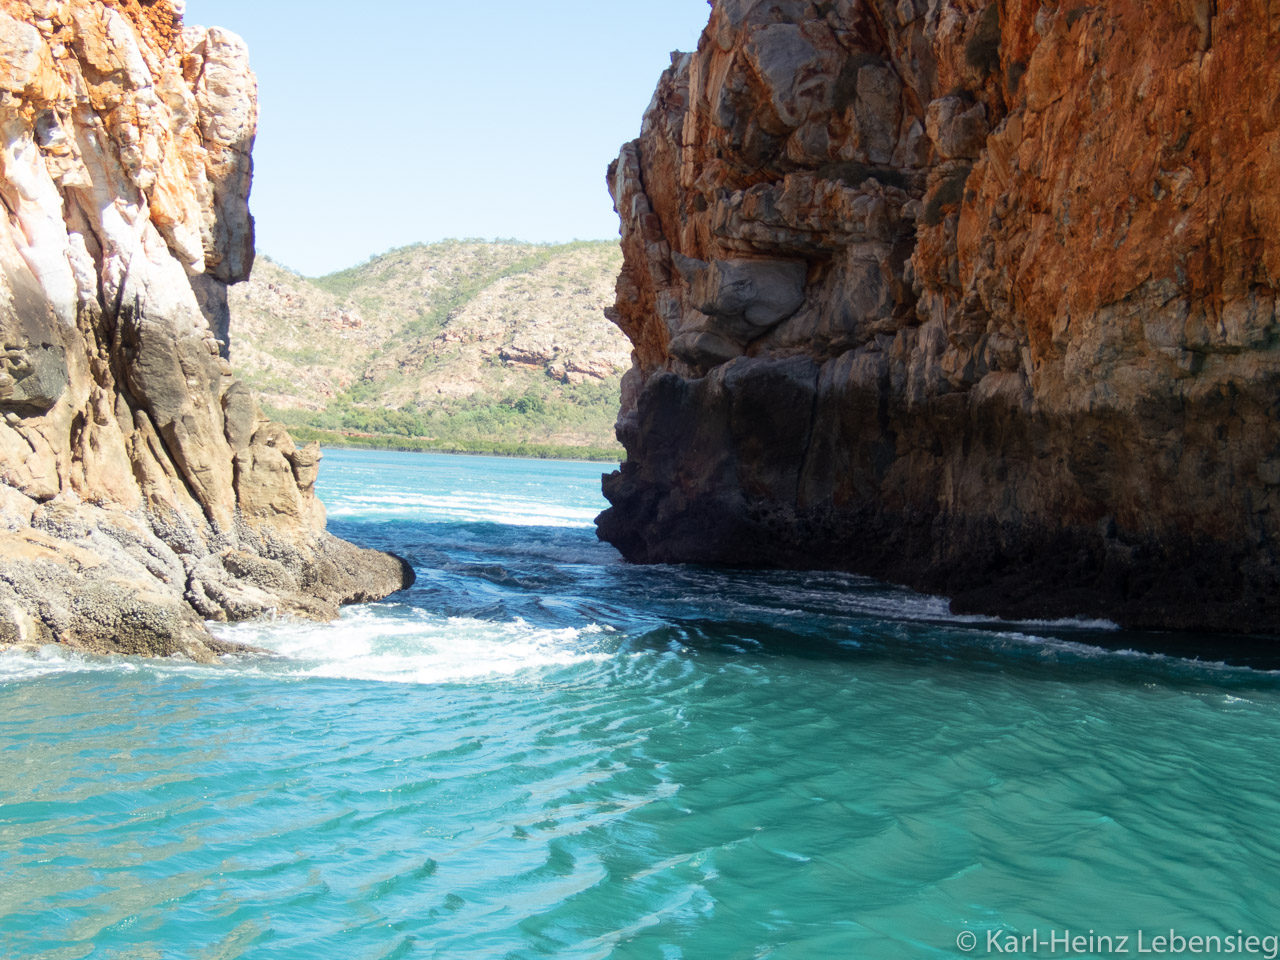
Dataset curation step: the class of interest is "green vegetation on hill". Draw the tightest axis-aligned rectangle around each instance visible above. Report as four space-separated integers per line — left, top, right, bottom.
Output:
262 378 620 461
229 240 629 459
279 426 622 463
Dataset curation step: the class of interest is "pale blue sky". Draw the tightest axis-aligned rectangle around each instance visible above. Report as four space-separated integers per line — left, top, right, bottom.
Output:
185 1 716 276
182 1 711 276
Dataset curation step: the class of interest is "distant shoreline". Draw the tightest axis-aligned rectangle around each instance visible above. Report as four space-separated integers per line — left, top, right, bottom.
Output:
320 444 620 467
287 427 623 464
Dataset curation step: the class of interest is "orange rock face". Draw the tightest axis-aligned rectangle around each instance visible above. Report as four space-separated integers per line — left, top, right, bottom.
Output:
599 0 1280 632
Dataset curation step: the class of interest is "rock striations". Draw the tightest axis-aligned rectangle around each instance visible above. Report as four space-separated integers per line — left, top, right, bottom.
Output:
598 0 1280 633
0 0 411 661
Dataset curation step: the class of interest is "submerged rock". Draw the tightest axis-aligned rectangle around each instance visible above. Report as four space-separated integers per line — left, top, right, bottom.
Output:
0 0 412 661
598 1 1280 633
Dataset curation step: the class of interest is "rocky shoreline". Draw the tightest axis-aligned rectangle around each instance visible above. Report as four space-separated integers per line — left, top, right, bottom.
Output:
598 0 1280 634
0 0 412 660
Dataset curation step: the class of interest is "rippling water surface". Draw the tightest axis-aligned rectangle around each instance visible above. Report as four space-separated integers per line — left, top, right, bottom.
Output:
3 449 1280 959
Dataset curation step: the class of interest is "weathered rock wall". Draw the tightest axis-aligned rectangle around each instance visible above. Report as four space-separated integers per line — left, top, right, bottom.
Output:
0 0 411 660
599 0 1280 632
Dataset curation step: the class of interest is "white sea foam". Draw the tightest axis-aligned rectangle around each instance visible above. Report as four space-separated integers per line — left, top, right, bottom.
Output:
325 490 599 528
0 646 102 682
955 613 1122 631
0 608 609 689
0 645 235 683
672 580 1121 633
209 607 609 686
983 630 1280 675
834 587 1123 633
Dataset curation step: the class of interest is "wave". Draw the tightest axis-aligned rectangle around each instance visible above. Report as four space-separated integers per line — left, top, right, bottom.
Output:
325 491 600 528
0 646 118 682
0 608 614 689
209 607 612 686
0 644 258 684
662 568 1121 633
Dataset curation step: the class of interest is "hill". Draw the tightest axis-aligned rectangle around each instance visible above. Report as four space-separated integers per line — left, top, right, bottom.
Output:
228 240 630 459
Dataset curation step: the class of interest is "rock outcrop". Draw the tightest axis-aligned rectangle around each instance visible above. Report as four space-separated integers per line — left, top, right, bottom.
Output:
0 0 412 661
598 0 1280 633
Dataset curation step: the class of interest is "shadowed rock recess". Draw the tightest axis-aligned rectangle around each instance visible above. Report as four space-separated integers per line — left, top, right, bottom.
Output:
0 0 411 661
597 0 1280 633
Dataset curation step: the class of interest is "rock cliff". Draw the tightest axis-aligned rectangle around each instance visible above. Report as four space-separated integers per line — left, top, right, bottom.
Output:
598 0 1280 633
0 0 412 661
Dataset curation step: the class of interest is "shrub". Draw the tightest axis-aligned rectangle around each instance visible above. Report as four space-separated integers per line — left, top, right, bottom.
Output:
965 4 1002 75
922 167 973 227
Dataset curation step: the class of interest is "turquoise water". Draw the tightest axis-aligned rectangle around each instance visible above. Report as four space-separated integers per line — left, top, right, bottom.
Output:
2 449 1280 959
